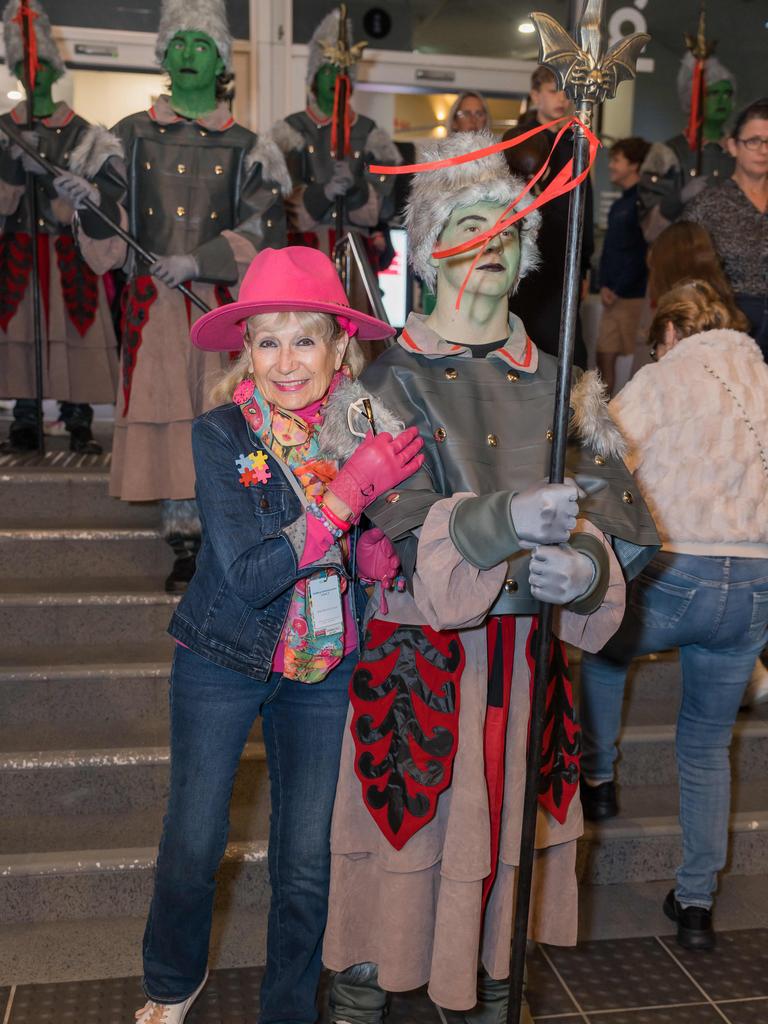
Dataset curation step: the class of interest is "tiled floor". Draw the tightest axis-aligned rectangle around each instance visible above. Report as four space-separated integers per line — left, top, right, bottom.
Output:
1 929 766 1023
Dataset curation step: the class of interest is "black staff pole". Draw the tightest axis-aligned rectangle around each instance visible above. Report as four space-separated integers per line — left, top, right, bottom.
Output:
507 4 649 1021
19 0 45 452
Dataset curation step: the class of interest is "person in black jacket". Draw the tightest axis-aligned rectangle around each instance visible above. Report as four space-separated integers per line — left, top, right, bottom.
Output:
596 136 651 393
508 66 594 368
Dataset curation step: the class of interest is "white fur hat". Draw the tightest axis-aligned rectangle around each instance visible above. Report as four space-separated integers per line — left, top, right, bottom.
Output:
306 7 358 90
406 130 541 291
3 0 65 80
677 51 736 114
155 0 232 73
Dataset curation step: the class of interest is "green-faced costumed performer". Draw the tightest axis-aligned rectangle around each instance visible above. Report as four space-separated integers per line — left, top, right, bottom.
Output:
58 0 292 591
0 0 121 453
320 130 659 1023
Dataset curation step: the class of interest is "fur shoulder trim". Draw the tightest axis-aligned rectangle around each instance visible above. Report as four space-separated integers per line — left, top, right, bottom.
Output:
318 377 405 462
640 141 678 178
271 118 305 154
365 127 402 165
570 370 627 460
245 135 292 196
67 125 124 178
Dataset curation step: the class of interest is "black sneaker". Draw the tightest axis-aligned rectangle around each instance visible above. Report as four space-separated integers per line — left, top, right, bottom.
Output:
663 889 716 951
580 778 618 822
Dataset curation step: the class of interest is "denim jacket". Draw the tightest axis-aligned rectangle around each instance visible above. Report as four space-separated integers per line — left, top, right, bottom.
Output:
169 403 360 681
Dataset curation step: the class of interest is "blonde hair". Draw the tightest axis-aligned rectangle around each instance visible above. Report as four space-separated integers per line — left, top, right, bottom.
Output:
209 310 365 405
648 279 744 349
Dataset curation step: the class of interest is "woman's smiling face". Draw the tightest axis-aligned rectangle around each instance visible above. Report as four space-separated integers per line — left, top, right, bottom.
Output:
245 312 348 411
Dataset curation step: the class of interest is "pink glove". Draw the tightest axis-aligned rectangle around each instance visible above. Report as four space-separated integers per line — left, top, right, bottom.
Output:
357 528 400 587
327 426 425 523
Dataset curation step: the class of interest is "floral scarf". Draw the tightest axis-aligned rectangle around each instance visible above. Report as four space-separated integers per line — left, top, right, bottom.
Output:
233 373 347 683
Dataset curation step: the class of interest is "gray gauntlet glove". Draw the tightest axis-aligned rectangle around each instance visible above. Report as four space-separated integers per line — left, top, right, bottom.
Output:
449 480 581 570
150 253 199 287
529 532 610 613
53 171 100 209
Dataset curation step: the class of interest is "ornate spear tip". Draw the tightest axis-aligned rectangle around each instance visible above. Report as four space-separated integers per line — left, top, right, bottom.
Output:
529 6 649 105
684 5 716 61
321 4 367 72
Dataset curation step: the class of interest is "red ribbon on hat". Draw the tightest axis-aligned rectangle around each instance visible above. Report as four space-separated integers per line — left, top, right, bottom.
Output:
331 72 352 158
13 0 39 94
370 115 601 308
685 58 706 152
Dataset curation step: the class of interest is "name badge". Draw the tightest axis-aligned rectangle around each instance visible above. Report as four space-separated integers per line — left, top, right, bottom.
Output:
307 572 344 637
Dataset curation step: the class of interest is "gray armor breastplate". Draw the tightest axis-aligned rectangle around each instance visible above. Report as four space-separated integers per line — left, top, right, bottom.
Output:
363 347 658 613
0 113 88 234
124 116 255 256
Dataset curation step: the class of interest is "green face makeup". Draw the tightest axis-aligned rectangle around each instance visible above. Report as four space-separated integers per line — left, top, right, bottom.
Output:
703 79 734 140
164 30 224 118
314 63 340 117
435 200 522 304
14 58 57 118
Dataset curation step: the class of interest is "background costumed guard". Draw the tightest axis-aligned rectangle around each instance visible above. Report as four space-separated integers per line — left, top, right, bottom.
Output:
638 8 735 240
57 0 291 591
271 5 401 304
0 0 120 454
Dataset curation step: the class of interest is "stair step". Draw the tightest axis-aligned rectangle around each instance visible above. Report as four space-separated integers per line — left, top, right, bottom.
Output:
0 657 172 750
0 584 179 651
0 528 173 582
578 779 768 885
0 840 270 923
613 717 768 785
0 743 268 819
0 800 265 856
0 470 159 528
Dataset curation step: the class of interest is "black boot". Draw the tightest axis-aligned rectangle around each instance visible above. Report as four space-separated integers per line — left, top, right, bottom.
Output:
580 778 619 822
165 534 199 593
0 425 40 453
68 425 103 454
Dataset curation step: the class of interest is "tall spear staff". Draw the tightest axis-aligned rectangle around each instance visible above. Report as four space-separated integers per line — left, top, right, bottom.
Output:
13 0 45 452
683 4 714 178
507 4 648 1021
321 3 366 289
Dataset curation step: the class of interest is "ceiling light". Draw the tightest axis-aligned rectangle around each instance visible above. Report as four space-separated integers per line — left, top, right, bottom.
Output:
7 89 22 100
518 21 535 34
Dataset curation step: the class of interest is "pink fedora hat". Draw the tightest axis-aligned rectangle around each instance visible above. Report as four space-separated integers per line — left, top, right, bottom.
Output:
191 246 395 350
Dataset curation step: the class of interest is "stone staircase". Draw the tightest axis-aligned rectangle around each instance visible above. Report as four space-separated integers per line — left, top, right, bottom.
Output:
1 459 767 975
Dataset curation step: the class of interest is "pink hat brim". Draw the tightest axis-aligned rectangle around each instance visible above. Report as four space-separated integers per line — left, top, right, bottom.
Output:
191 297 396 350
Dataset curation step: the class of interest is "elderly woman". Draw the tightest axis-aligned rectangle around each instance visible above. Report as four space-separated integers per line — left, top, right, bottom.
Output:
682 98 768 356
134 246 424 1024
579 279 768 951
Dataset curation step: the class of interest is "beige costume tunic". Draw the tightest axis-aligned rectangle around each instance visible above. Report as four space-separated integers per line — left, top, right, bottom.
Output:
77 96 288 501
323 324 642 1011
0 102 118 403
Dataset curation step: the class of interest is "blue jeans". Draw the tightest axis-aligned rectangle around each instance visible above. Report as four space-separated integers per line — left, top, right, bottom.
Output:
142 644 355 1023
579 552 768 908
735 293 768 359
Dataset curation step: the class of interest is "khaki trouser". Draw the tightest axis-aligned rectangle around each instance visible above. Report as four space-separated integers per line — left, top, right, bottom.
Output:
329 963 533 1024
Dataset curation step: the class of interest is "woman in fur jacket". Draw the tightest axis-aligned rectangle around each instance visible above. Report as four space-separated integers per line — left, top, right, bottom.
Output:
579 278 768 952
